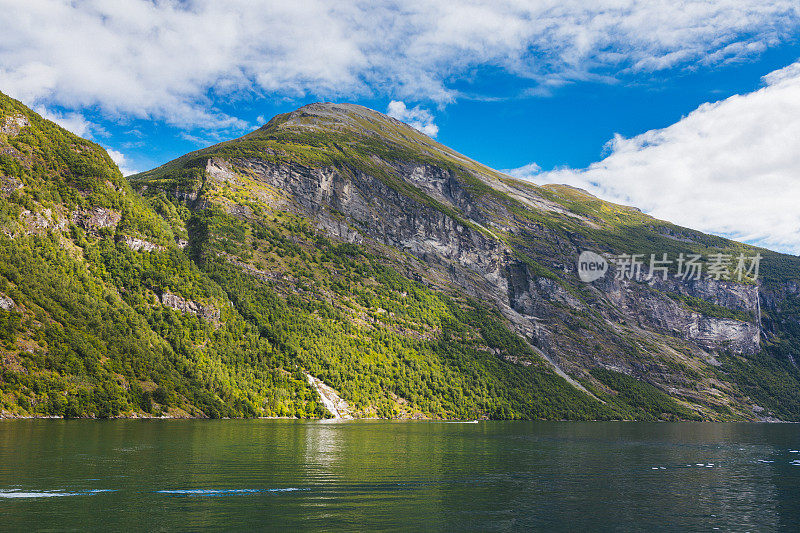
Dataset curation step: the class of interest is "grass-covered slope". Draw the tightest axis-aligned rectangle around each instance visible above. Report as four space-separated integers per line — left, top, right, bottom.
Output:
132 102 800 422
0 94 616 420
0 92 326 418
4 95 800 421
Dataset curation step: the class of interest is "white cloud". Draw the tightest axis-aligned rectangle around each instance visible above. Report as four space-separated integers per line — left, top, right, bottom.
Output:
33 105 138 175
0 1 797 132
34 106 97 138
508 60 800 255
504 162 541 177
105 149 137 177
386 101 438 137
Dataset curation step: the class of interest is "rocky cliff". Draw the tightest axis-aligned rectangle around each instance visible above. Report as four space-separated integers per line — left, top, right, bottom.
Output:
132 102 800 421
2 93 800 421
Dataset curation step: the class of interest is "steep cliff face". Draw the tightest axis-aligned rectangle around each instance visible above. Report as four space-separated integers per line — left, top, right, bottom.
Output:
130 102 800 421
3 96 794 421
604 281 759 354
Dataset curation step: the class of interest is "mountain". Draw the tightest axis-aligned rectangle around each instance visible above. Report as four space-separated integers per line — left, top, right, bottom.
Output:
2 94 800 420
0 92 325 418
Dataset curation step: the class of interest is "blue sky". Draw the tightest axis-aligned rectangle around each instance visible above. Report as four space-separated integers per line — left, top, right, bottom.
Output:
55 35 800 175
2 1 800 253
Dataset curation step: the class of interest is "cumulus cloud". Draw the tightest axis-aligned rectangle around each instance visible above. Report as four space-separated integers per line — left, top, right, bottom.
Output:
105 149 137 177
0 1 798 131
504 162 540 176
507 60 800 255
34 106 99 139
386 101 439 137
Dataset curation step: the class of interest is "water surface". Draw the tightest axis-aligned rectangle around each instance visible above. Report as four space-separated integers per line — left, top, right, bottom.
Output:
1 420 799 531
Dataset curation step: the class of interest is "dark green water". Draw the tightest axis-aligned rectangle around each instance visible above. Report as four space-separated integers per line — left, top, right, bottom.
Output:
1 421 799 531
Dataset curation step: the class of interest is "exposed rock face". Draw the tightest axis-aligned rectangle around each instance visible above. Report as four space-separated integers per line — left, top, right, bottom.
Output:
0 294 14 310
0 176 23 194
122 236 164 252
401 163 485 220
72 207 121 232
650 277 759 313
604 281 760 354
227 203 253 219
20 208 67 235
173 186 201 203
0 114 29 137
691 317 759 353
507 262 584 317
238 158 508 297
160 291 220 322
206 158 236 183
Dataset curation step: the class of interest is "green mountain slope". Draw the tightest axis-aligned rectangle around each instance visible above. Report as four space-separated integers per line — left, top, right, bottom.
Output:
3 95 800 420
0 93 327 418
132 103 800 421
0 94 608 420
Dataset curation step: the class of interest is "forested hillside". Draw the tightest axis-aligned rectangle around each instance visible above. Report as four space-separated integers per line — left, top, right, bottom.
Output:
0 92 325 418
2 94 800 421
0 93 610 419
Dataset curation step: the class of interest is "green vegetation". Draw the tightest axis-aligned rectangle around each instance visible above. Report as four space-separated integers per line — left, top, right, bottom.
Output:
664 292 753 322
186 205 608 419
0 92 324 418
715 351 800 420
3 95 800 421
589 368 701 421
0 93 171 245
0 230 326 419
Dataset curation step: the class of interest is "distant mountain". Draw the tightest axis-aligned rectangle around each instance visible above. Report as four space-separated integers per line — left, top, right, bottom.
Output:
2 94 799 420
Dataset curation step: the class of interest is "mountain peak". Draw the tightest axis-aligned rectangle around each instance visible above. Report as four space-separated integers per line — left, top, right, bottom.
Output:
264 102 377 128
258 101 434 144
5 92 800 422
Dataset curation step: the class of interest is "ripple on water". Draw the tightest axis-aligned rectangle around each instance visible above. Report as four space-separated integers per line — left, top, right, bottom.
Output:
0 489 115 499
155 488 307 496
651 463 717 470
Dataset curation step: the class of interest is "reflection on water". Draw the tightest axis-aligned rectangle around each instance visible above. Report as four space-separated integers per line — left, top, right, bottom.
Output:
0 420 798 531
303 421 344 471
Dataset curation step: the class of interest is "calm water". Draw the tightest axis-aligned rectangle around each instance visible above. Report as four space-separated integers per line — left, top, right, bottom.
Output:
1 421 799 531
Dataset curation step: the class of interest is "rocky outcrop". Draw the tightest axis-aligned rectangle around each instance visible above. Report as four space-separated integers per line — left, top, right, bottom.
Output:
20 208 67 235
239 158 507 294
72 207 121 232
0 114 29 137
122 236 164 252
160 292 220 322
690 317 759 352
651 277 758 314
506 261 584 316
603 278 760 354
0 176 23 194
400 163 485 221
0 294 14 310
206 158 236 183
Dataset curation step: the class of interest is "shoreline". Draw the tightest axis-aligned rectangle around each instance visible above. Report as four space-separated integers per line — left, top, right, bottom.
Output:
0 415 794 423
